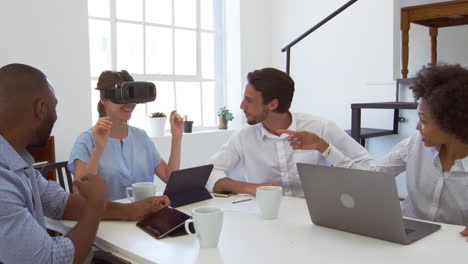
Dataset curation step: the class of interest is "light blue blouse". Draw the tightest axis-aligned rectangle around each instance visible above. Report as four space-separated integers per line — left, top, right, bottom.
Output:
68 126 161 201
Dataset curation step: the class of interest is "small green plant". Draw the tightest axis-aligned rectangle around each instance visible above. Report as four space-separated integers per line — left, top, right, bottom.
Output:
149 112 166 118
217 106 234 121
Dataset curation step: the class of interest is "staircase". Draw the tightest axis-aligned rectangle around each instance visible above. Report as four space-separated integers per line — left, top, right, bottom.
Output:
345 79 417 147
281 0 417 147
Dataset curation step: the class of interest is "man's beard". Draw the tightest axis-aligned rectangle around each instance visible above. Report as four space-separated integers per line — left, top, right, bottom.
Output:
245 108 269 125
30 115 55 148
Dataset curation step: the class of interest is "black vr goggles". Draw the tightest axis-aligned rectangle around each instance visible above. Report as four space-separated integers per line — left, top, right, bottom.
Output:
100 81 156 104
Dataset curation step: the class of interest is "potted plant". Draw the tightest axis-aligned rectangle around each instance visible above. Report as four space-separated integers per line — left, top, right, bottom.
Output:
148 112 167 137
183 115 194 133
217 106 234 129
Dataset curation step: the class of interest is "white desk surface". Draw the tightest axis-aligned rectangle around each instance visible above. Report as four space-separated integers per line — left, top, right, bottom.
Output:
47 195 467 264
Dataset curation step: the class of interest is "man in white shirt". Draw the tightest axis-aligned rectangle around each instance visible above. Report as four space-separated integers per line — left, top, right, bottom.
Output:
207 68 372 197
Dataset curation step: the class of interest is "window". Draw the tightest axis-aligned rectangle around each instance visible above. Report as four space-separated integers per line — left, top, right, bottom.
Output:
87 0 225 130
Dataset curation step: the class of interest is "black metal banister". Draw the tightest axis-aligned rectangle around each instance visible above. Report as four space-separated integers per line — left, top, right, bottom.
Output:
281 0 358 73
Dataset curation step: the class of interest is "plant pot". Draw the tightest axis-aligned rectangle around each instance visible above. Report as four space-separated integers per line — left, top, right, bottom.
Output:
184 121 194 133
218 115 227 129
148 117 167 137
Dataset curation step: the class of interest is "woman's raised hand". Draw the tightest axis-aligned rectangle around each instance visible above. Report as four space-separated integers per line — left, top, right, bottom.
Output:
170 110 184 139
92 117 112 149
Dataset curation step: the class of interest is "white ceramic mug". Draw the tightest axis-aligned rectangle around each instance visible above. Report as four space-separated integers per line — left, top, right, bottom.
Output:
125 182 156 202
256 186 283 220
184 206 224 248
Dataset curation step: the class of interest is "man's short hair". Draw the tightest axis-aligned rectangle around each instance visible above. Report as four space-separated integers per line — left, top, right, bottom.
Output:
0 63 47 84
0 63 50 124
0 63 48 96
247 68 295 113
410 63 468 143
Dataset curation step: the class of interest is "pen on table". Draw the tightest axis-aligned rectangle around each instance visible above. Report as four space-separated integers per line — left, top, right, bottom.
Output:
232 198 252 204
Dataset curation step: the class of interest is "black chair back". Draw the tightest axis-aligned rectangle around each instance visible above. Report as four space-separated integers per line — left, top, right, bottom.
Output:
40 161 74 193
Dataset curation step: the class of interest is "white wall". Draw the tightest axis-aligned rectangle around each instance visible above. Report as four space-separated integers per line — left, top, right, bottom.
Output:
224 0 243 130
270 0 396 126
225 0 275 130
151 130 234 192
0 0 92 162
239 0 273 83
152 130 233 169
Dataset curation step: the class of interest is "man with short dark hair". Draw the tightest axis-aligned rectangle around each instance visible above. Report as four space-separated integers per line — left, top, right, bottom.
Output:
0 63 170 264
207 68 372 197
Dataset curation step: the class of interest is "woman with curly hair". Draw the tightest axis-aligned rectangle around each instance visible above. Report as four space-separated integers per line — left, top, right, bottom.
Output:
278 63 468 233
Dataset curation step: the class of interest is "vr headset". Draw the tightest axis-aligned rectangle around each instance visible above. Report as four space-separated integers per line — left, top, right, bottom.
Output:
100 81 157 104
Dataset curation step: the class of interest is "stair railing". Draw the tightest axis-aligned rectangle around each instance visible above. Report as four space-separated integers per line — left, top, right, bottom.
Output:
281 0 359 74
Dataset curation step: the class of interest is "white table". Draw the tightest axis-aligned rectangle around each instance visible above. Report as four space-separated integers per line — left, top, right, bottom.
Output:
48 195 467 264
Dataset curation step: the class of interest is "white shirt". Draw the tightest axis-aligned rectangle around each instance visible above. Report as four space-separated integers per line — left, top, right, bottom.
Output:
207 112 372 197
325 133 468 226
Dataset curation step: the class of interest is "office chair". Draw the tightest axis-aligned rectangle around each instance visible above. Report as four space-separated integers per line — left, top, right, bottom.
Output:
40 161 74 193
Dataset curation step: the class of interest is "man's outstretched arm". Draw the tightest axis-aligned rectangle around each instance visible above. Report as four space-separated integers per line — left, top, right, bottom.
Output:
213 177 279 196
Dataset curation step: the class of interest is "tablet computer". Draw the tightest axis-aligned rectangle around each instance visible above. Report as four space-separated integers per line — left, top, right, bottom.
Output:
163 164 214 207
136 207 192 239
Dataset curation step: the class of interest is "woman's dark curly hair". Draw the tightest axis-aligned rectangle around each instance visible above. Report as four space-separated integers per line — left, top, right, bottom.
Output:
410 63 468 143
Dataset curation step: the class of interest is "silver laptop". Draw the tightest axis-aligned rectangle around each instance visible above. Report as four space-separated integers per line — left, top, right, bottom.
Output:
296 163 440 245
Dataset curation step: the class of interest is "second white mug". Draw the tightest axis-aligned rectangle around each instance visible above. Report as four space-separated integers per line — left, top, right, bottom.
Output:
184 206 224 248
125 182 156 202
256 186 283 220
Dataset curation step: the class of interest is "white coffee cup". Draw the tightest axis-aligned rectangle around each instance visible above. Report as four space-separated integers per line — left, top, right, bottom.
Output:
184 206 224 248
125 182 156 202
256 186 283 220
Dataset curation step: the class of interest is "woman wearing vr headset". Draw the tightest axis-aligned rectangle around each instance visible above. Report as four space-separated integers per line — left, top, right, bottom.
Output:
278 63 468 234
68 70 184 201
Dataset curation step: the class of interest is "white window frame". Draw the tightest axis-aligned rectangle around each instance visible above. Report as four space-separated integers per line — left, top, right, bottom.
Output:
88 0 226 131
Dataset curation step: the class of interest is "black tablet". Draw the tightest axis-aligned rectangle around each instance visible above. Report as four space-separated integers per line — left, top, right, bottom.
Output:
136 207 191 239
163 164 214 207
